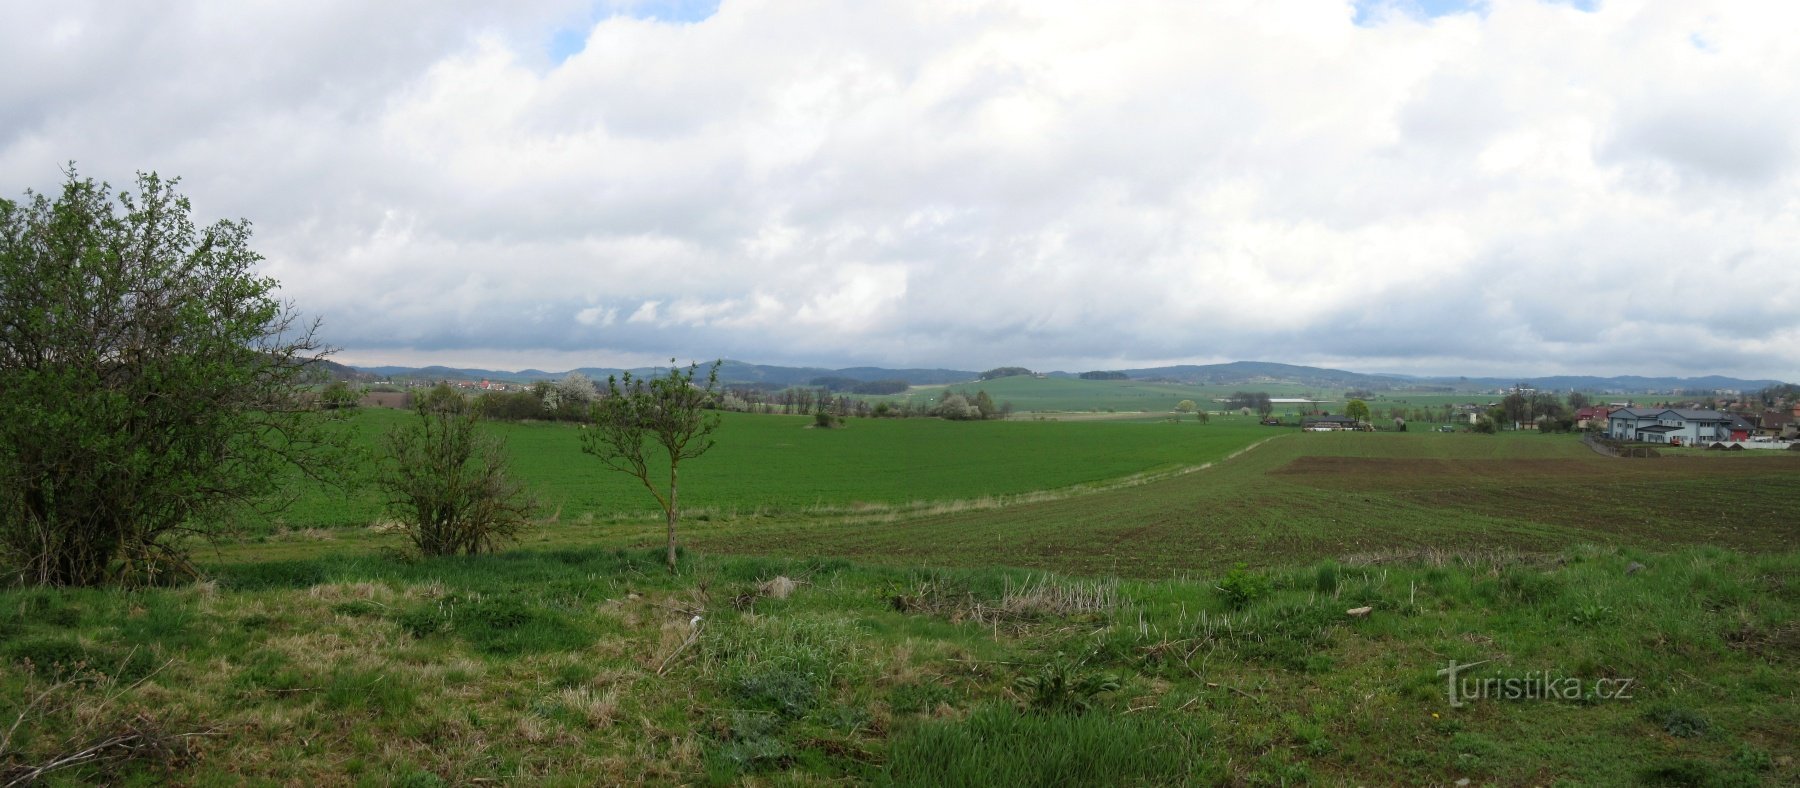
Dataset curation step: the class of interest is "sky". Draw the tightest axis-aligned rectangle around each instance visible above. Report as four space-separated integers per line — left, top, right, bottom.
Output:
3 0 1797 381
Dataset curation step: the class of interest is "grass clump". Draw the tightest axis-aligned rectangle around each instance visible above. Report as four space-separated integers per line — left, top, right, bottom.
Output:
886 704 1219 786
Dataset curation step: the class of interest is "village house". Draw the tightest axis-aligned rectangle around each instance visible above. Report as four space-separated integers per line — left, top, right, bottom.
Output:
1605 408 1739 445
1757 406 1800 439
1574 405 1615 430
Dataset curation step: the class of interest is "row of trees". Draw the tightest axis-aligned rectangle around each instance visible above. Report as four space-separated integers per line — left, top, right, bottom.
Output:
807 376 909 395
1227 392 1276 418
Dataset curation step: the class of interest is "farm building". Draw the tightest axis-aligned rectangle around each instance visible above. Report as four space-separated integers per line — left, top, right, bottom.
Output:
1301 414 1362 431
1605 408 1740 445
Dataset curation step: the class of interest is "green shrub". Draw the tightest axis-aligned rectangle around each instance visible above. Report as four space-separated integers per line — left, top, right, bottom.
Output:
1215 564 1270 609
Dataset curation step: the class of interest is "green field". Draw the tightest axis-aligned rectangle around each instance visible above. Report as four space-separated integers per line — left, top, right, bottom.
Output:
8 419 1799 784
268 408 1272 531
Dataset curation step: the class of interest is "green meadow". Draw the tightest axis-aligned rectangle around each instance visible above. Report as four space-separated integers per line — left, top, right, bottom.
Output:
6 416 1798 784
269 408 1272 532
879 375 1335 414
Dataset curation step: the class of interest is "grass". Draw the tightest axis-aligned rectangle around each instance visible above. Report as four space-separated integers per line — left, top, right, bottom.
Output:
2 545 1793 784
260 408 1271 533
8 422 1798 783
679 430 1800 576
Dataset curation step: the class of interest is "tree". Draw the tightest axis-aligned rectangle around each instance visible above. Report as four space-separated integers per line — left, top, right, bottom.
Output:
934 392 980 420
319 380 361 410
1567 391 1591 411
377 386 538 556
979 366 1033 380
1345 399 1372 423
974 390 998 419
1176 399 1197 414
581 360 722 572
1195 410 1210 425
0 169 340 586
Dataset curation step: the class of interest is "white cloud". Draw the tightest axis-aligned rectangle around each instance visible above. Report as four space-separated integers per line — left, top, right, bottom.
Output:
4 0 1798 380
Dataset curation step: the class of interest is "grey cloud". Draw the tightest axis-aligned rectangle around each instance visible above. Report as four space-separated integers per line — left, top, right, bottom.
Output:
4 1 1798 382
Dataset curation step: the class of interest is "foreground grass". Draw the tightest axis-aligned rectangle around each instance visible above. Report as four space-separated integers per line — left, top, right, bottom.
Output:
4 545 1794 784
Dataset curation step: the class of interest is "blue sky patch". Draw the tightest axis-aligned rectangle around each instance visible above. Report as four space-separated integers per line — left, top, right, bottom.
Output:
1353 0 1597 27
550 0 722 63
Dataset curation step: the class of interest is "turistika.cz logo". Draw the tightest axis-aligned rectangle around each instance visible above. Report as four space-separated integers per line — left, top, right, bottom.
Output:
1437 660 1636 708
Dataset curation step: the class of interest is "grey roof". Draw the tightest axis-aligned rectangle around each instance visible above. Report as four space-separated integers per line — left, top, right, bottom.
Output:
1303 415 1359 424
1612 408 1732 423
1667 409 1733 422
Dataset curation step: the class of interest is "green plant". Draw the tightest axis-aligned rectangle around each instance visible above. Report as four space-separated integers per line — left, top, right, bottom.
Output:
377 388 539 556
1314 561 1340 594
581 360 723 572
1013 653 1122 715
1216 564 1271 609
0 169 344 586
1646 705 1711 739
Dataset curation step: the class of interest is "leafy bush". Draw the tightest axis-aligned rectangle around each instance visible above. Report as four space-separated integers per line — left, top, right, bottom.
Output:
1216 563 1271 609
377 391 539 556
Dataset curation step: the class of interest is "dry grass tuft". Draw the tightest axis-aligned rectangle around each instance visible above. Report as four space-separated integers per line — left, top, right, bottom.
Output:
552 687 620 729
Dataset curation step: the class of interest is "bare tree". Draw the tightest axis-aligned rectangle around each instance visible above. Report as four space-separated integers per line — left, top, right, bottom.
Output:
581 360 722 572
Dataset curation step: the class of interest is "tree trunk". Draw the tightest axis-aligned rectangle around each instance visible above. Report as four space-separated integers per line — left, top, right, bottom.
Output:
666 463 680 572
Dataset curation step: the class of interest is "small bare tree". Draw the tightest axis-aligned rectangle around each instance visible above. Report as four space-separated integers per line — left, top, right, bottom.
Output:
581 360 721 572
377 386 538 556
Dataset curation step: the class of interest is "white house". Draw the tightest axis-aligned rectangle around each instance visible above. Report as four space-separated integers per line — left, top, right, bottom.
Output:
1605 408 1736 445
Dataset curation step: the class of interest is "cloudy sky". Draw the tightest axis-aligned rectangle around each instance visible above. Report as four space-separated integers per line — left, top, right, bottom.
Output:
4 0 1797 380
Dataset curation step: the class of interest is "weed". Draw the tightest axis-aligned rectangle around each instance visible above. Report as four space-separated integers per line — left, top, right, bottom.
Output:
1646 705 1711 739
1013 653 1122 715
1216 564 1270 609
1314 561 1341 594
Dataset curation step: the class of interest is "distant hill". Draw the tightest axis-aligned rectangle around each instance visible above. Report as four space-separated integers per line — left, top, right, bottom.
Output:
1109 362 1785 394
1419 374 1789 394
356 360 981 387
1113 361 1412 389
307 358 378 383
350 358 1787 394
